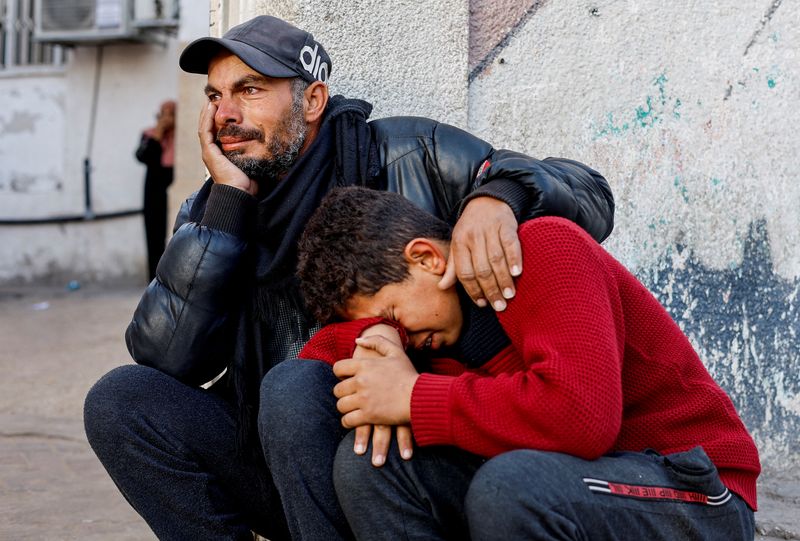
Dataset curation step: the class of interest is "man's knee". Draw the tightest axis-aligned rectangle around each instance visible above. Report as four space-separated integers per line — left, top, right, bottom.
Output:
84 364 160 452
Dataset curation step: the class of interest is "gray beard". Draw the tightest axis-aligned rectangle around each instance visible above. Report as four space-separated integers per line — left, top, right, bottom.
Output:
223 99 308 185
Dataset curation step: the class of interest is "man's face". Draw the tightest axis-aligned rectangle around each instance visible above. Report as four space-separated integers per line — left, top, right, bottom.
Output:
205 52 307 182
342 264 464 351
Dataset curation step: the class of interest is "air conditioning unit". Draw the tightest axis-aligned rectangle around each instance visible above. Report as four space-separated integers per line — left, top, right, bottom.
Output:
34 0 178 44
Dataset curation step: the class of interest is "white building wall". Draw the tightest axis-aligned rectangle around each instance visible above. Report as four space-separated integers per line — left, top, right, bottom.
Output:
238 0 470 125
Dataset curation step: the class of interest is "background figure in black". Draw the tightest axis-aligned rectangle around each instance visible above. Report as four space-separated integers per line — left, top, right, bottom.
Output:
136 100 176 281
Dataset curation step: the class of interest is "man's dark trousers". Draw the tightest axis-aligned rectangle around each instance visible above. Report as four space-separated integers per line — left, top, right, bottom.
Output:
83 361 355 540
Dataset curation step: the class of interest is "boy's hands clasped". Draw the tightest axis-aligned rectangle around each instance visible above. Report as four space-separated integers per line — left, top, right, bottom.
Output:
334 333 420 467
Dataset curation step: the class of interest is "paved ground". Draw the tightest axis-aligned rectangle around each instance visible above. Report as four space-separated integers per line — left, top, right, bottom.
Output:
0 285 797 540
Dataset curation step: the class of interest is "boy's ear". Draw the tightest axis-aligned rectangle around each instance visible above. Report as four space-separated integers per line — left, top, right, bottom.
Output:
404 238 448 276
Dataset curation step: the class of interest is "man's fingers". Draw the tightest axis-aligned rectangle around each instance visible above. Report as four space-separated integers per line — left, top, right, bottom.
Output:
371 425 392 467
198 102 217 148
450 240 487 307
452 196 522 311
481 223 523 307
353 425 371 455
468 234 506 311
487 222 522 304
500 222 523 277
396 425 414 460
437 250 458 290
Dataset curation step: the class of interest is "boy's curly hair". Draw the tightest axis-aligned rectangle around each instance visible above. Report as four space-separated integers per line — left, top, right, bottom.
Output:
298 186 452 323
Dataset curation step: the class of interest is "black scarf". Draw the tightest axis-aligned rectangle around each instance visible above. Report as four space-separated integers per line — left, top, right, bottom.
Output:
191 95 380 453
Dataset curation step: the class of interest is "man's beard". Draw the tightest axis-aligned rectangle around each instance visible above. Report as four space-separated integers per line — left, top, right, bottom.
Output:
217 95 307 185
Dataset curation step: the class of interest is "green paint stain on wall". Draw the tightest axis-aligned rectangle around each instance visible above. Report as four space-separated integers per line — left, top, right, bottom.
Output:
673 98 682 119
593 112 630 138
636 96 656 127
592 72 683 140
674 176 689 203
711 177 722 186
767 77 776 88
655 73 669 106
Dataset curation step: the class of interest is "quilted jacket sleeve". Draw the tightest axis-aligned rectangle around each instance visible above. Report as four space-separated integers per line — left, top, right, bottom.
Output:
371 118 614 242
460 152 615 242
430 122 615 242
125 183 256 385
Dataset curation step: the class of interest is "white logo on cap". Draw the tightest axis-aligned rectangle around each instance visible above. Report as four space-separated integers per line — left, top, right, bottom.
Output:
300 43 329 83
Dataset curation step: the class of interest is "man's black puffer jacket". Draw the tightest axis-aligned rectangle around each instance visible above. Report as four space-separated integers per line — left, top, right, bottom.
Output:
126 116 614 386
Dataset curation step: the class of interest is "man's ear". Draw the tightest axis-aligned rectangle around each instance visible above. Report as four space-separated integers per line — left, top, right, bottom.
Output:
404 238 448 276
304 81 329 124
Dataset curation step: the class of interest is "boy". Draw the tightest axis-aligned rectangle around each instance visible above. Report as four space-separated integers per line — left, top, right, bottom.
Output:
296 186 760 540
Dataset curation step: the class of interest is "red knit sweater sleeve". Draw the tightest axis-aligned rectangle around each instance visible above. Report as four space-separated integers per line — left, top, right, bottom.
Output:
411 217 624 458
299 317 408 366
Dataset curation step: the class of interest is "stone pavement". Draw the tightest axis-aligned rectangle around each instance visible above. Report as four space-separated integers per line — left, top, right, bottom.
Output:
0 286 156 541
0 285 797 540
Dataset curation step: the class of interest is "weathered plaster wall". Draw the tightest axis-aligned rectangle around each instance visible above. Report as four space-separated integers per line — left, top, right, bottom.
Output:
211 0 798 469
0 77 69 216
241 0 470 125
0 44 180 284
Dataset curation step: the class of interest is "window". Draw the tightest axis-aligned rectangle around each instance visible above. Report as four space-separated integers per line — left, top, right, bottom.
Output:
1 0 64 71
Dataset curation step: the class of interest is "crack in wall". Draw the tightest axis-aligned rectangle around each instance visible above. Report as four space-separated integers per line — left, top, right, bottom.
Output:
743 0 783 56
468 0 548 84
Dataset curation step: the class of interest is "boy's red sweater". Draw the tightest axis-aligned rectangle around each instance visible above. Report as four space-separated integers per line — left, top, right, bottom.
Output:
300 217 760 509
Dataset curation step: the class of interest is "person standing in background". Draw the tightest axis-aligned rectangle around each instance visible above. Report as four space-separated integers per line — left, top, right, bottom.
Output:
136 100 176 281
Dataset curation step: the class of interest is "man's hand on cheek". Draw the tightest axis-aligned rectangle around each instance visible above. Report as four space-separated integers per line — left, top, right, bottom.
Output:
198 102 258 196
333 335 419 428
439 196 522 311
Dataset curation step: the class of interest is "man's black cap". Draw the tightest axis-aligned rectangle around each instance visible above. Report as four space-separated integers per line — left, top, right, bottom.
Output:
179 15 331 84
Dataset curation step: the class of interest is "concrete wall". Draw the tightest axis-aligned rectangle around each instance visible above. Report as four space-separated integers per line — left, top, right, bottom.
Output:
210 0 798 469
236 0 470 125
0 1 207 286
